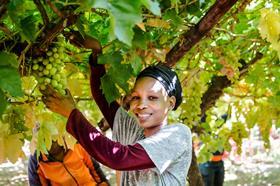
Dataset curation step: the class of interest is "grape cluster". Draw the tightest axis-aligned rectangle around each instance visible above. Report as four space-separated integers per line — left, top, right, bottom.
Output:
31 45 67 95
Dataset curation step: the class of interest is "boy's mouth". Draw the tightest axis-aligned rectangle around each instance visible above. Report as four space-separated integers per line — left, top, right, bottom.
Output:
136 113 152 121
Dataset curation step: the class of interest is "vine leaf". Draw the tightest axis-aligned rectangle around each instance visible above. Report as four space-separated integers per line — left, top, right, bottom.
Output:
0 52 19 68
7 0 39 42
101 74 121 104
19 15 38 42
99 52 134 100
0 67 23 97
130 54 143 75
0 90 7 116
141 0 161 16
107 63 133 93
98 52 123 65
93 0 160 45
0 52 23 97
108 0 142 45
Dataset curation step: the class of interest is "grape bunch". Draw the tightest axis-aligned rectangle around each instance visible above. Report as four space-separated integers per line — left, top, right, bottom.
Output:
31 45 67 95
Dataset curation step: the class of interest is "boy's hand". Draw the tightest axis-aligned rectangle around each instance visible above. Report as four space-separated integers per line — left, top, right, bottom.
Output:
41 86 76 118
63 31 102 53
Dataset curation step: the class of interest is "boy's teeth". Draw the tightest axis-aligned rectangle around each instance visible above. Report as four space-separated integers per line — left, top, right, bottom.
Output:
138 114 150 117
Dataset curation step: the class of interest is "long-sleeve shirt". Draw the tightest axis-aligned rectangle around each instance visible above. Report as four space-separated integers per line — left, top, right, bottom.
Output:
66 53 154 170
66 53 192 185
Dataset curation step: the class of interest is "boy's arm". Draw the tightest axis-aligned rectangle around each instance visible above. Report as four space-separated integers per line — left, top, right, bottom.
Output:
89 52 119 128
65 31 119 128
66 109 155 170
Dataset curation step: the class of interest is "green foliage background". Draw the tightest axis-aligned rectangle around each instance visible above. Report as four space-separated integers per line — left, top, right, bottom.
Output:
0 0 279 174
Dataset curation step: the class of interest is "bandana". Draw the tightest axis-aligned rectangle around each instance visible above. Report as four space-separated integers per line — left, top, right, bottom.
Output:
136 64 182 110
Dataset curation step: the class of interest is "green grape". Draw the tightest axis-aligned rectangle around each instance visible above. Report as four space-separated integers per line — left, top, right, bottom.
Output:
43 59 49 66
59 89 66 95
51 79 58 87
55 58 61 63
39 84 46 90
46 64 52 70
38 72 44 77
44 78 51 84
30 42 68 95
38 66 44 71
49 68 57 75
46 51 53 56
57 83 63 89
53 53 59 59
43 69 49 75
49 56 54 62
32 64 39 70
38 78 44 84
38 57 43 62
52 47 58 52
53 74 61 81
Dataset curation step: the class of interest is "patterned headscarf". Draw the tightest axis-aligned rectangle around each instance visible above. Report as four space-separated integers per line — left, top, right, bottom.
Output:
136 63 182 110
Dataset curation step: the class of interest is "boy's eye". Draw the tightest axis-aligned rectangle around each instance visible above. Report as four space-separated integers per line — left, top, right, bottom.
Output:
131 96 139 101
148 96 158 100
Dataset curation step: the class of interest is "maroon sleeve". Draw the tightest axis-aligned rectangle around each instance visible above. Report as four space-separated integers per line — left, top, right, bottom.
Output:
89 53 119 129
66 109 155 170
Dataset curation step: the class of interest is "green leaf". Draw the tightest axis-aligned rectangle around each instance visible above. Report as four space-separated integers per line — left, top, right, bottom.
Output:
77 0 94 10
98 52 123 65
7 0 24 14
107 63 133 92
170 0 179 12
92 0 109 9
101 74 120 103
0 66 23 97
37 130 49 154
76 17 87 37
141 0 161 16
7 0 39 42
234 22 249 34
0 90 8 117
130 54 143 75
132 28 148 49
163 9 183 28
110 1 142 45
186 1 202 17
93 0 142 45
268 95 280 108
0 52 19 68
20 15 38 42
93 0 160 45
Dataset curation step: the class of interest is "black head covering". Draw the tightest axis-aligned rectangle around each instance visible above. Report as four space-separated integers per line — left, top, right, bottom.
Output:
136 63 182 110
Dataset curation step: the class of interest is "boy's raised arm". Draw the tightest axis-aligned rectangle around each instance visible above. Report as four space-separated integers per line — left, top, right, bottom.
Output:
89 52 119 128
65 31 119 128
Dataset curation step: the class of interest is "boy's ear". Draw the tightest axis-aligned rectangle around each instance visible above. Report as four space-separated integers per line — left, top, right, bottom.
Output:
169 96 176 110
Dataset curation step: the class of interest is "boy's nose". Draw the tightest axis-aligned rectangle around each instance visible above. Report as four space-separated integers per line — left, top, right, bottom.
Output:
137 99 147 109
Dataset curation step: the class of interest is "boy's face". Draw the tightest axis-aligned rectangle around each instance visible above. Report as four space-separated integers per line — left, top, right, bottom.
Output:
130 77 175 135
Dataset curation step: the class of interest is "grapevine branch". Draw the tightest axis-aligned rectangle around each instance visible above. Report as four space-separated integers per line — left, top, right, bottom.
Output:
46 0 63 18
166 0 238 66
186 52 263 186
0 0 9 20
200 52 263 118
33 0 49 25
34 13 79 53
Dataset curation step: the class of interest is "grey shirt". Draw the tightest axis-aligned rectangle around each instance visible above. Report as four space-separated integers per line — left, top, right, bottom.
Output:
113 107 192 186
